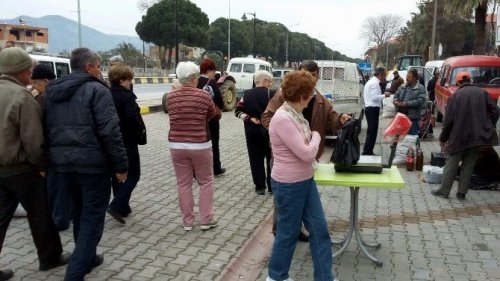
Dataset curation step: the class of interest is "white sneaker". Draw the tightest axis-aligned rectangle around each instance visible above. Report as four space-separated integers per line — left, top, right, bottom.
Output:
266 277 294 281
200 218 218 230
183 224 192 231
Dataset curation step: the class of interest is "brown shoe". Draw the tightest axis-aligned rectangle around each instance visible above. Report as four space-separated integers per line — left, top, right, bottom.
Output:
431 190 449 199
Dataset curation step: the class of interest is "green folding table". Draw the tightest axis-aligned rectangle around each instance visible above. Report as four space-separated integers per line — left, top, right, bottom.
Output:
314 164 406 266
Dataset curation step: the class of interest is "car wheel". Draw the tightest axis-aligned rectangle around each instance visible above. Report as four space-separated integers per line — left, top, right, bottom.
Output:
162 92 169 114
220 80 237 111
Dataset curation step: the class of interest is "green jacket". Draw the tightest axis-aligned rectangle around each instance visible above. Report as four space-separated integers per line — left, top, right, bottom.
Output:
0 75 47 175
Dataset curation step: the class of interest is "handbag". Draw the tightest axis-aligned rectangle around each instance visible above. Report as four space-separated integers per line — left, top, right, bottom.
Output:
330 116 362 167
136 108 147 145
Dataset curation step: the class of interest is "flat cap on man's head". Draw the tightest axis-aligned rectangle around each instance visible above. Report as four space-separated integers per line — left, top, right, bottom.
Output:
0 47 32 74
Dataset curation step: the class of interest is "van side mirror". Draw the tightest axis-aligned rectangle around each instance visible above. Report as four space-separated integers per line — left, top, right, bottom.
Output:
439 77 447 86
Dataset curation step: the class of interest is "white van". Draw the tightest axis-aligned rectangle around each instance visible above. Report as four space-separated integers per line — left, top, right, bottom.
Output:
30 54 71 79
314 60 363 103
424 60 444 75
226 57 272 95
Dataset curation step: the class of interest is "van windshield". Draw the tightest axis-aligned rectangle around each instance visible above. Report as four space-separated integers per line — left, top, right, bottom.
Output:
451 66 500 86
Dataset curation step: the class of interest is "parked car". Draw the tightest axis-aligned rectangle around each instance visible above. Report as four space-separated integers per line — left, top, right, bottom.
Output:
271 68 293 90
434 55 500 121
217 57 272 111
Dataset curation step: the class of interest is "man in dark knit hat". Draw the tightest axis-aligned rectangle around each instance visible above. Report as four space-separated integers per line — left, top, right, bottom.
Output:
0 47 69 281
31 64 56 109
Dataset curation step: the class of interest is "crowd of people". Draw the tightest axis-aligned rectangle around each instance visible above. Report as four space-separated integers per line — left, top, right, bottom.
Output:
0 43 498 281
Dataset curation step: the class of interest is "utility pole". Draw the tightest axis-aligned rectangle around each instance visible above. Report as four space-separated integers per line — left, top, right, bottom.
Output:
77 0 82 47
242 12 256 57
430 0 438 60
228 0 231 61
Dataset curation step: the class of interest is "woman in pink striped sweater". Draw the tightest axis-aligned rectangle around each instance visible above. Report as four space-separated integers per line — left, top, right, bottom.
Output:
267 71 337 281
167 62 220 232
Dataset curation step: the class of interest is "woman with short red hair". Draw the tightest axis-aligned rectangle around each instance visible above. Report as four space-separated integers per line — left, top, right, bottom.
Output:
197 58 225 176
267 70 337 281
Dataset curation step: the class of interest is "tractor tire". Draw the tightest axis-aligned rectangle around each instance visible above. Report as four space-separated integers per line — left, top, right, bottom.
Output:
162 92 169 114
220 80 237 111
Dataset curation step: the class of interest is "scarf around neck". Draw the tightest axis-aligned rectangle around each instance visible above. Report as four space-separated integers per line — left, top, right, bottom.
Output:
280 101 312 143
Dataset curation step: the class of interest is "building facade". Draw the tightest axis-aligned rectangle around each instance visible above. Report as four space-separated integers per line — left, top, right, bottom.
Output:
0 23 49 53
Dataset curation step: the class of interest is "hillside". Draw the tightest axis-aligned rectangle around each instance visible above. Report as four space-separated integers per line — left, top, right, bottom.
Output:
1 15 143 54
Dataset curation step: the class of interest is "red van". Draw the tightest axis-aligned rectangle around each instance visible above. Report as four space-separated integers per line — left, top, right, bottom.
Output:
434 55 500 120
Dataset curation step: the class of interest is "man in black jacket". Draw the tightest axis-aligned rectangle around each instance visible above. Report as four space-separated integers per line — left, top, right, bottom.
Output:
45 48 128 280
431 71 499 200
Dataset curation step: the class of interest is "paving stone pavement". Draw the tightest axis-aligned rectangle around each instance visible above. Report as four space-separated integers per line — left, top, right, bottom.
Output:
257 105 500 281
1 103 499 281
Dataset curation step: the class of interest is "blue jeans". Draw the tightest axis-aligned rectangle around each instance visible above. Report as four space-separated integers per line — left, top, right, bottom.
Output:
409 118 419 135
110 146 140 216
268 178 334 281
55 172 111 281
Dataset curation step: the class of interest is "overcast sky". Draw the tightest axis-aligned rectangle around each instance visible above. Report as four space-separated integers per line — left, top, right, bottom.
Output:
0 0 420 58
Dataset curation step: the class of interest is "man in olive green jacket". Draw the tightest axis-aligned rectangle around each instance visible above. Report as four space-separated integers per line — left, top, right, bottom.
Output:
0 47 68 281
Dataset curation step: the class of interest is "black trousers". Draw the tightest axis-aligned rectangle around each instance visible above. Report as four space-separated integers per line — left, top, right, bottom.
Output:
110 146 141 216
363 106 380 155
244 124 271 191
209 119 223 174
0 170 63 264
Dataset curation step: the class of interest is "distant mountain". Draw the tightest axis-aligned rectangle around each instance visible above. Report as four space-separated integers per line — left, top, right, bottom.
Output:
0 15 143 54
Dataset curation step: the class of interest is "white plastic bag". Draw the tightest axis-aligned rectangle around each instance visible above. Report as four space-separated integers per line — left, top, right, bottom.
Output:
392 135 418 165
422 165 443 184
381 97 396 118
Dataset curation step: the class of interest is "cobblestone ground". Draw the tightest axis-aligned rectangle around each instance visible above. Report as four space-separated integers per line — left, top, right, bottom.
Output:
258 105 500 281
1 103 499 281
0 111 274 281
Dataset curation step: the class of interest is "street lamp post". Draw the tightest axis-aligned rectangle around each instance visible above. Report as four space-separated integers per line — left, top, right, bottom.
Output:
175 0 179 68
242 12 256 58
285 23 299 68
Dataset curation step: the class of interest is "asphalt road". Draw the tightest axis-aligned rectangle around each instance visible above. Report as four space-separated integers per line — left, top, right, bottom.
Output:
134 83 172 102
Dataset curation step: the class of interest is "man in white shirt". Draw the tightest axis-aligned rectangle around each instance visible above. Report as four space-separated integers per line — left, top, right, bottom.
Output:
362 67 390 155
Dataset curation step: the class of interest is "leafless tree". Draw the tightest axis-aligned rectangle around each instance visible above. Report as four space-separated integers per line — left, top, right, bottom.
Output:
137 0 158 12
360 14 403 67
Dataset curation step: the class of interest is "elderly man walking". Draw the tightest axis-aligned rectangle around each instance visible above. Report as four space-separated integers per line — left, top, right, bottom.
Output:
45 47 128 280
0 47 68 281
431 71 499 200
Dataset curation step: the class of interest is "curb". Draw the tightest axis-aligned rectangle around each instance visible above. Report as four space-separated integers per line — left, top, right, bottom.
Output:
133 77 173 84
215 209 274 281
139 105 164 115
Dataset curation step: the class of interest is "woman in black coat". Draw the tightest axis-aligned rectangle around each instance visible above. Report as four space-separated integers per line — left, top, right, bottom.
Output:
197 58 225 176
107 65 146 224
